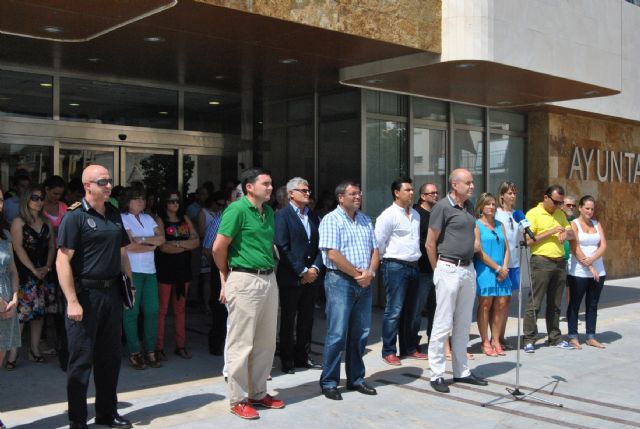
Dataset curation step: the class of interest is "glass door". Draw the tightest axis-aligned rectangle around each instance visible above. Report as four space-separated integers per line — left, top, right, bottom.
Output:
412 127 447 193
59 143 118 184
120 147 178 191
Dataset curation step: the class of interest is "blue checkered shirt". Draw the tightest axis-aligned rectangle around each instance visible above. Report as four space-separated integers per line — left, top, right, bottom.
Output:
202 211 223 250
319 206 377 270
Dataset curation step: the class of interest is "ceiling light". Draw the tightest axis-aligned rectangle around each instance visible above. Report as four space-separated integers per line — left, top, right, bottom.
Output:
39 83 53 88
279 58 298 64
215 75 225 80
584 90 599 96
68 103 80 107
88 58 101 63
209 101 220 105
158 111 168 115
365 79 384 84
143 36 165 43
42 26 62 33
496 101 512 105
455 63 476 69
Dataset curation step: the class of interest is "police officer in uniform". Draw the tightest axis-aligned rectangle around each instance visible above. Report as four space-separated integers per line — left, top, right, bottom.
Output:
56 164 134 429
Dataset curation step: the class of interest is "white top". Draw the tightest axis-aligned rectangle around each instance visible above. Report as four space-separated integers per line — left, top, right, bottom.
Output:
495 208 520 268
375 203 421 262
568 219 606 278
121 212 158 274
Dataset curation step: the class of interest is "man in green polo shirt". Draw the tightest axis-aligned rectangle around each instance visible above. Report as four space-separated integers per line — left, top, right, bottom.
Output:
213 167 285 420
522 185 575 352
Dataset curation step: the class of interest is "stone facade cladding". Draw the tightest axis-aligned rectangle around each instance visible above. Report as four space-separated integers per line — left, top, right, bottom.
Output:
195 0 441 52
527 110 640 278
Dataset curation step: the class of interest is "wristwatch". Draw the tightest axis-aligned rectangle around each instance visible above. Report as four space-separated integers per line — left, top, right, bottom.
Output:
141 237 146 243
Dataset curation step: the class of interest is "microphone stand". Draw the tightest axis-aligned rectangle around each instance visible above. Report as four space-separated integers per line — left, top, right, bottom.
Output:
482 230 563 408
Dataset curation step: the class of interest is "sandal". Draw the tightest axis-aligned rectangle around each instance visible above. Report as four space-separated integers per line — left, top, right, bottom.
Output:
5 360 16 371
175 347 192 359
128 352 147 370
569 338 582 350
155 349 168 361
492 344 506 356
29 350 45 363
483 344 498 357
145 351 162 368
586 339 605 349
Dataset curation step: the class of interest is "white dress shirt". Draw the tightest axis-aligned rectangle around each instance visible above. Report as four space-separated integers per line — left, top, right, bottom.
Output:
375 202 421 262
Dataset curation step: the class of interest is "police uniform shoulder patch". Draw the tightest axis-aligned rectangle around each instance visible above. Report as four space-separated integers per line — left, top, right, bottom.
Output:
68 202 82 211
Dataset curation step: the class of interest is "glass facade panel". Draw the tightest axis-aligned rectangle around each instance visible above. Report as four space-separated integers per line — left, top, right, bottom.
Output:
320 91 359 116
318 118 360 200
489 134 525 210
489 110 526 133
366 119 407 218
0 69 52 119
59 148 115 183
453 129 484 194
287 97 313 121
184 92 241 134
287 124 314 182
453 104 483 127
60 78 178 129
413 98 448 122
366 90 407 116
412 127 447 193
0 144 53 189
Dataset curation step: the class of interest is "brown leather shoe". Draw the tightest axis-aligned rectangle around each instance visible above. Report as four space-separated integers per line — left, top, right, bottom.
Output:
128 352 147 370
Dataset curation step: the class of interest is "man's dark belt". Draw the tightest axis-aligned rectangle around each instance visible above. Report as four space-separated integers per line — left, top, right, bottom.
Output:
438 256 471 266
77 278 116 290
383 258 419 268
230 267 274 275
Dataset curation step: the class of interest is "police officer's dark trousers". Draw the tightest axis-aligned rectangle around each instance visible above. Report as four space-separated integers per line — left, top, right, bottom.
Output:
66 285 122 424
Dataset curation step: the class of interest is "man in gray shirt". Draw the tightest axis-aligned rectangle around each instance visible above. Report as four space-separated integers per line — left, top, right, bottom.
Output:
426 168 488 393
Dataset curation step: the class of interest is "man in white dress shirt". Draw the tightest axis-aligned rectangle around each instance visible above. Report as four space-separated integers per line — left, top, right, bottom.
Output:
375 177 425 366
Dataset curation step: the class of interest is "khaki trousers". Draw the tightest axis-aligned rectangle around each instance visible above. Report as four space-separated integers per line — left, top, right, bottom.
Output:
225 271 278 405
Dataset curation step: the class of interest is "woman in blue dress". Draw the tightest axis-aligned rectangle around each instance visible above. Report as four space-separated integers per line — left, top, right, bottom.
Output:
474 193 512 357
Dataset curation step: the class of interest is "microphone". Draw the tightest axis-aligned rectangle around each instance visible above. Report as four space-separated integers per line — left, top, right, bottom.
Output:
513 210 536 241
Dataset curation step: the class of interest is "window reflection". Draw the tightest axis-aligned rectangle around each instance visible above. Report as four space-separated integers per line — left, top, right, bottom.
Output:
0 69 52 119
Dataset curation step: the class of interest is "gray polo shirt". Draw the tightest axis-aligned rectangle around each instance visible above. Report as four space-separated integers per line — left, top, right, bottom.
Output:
428 193 476 261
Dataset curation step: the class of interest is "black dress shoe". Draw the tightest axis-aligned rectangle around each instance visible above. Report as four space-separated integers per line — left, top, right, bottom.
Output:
69 422 89 429
281 361 295 374
347 382 377 395
321 387 343 400
295 358 322 370
94 414 133 429
430 377 450 393
453 372 488 386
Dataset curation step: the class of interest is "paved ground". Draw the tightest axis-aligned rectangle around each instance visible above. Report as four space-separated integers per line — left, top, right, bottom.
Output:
2 276 639 429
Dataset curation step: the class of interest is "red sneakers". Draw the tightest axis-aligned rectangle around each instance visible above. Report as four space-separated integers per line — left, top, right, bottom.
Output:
382 354 402 366
230 403 259 419
249 394 286 409
403 351 428 360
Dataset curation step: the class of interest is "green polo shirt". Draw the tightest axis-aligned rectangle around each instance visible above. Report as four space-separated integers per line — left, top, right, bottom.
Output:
217 196 275 269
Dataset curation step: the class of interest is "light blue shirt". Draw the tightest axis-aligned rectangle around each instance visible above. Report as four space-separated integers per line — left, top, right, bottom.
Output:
291 202 311 239
319 206 377 270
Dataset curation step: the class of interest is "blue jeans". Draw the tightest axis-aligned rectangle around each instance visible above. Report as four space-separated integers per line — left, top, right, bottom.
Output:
319 270 372 390
381 262 422 356
566 274 605 339
399 271 433 355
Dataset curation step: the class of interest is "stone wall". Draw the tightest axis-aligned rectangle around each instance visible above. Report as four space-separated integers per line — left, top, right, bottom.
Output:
527 109 640 278
195 0 441 52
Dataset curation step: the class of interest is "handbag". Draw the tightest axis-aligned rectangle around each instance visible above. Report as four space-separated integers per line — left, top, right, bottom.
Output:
120 273 135 309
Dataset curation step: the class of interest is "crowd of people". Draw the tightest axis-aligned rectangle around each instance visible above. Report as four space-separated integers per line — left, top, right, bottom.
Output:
0 165 609 427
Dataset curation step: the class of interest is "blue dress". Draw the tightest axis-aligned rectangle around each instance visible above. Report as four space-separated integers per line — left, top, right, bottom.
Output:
474 220 512 297
0 231 21 352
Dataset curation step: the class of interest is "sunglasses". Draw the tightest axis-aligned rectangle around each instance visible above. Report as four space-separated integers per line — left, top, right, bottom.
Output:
293 189 311 195
30 194 45 202
167 199 180 204
423 191 438 196
90 178 114 187
490 229 500 244
564 204 576 208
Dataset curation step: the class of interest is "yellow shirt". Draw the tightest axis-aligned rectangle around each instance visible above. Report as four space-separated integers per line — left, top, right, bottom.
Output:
526 203 570 258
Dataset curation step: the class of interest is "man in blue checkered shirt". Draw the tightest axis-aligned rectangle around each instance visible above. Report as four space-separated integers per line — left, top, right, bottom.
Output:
318 180 380 401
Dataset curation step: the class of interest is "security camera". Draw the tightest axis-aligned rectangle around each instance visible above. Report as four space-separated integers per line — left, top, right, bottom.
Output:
118 134 127 141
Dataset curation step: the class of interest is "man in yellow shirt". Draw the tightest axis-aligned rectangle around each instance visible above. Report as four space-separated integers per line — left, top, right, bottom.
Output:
523 185 575 352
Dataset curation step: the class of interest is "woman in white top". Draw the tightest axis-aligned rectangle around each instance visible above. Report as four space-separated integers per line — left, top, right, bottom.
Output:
567 195 607 349
494 181 520 349
121 185 165 369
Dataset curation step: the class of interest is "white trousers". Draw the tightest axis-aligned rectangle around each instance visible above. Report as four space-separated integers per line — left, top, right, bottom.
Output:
428 260 476 380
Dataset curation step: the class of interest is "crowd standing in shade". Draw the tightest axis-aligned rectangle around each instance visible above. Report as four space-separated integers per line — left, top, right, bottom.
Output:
0 163 618 427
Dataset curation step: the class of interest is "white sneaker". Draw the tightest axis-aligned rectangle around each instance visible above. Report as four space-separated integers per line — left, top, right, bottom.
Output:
556 340 576 350
523 343 535 353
